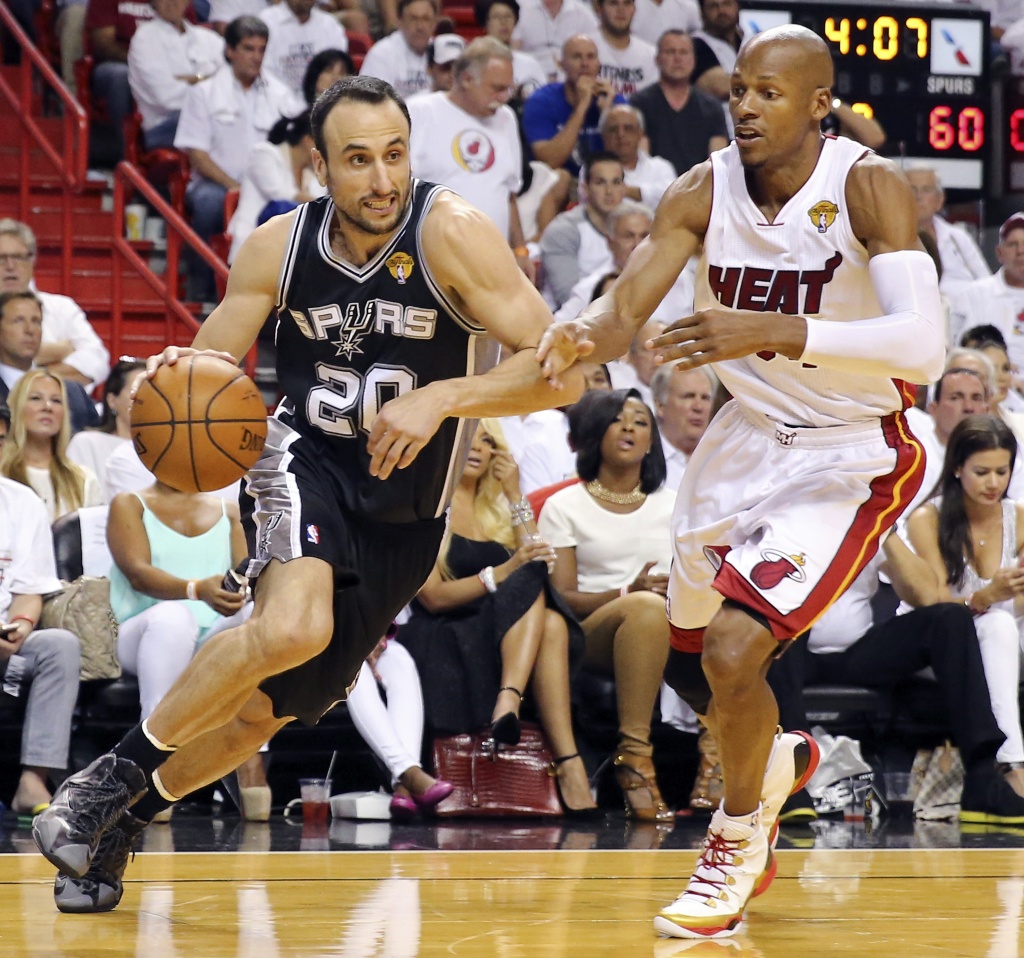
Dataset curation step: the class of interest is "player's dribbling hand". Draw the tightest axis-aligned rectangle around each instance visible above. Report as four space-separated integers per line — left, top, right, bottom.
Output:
536 321 595 388
367 388 446 480
133 346 238 397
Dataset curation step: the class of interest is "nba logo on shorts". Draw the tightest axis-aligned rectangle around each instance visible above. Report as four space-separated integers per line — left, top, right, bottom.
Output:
306 524 320 545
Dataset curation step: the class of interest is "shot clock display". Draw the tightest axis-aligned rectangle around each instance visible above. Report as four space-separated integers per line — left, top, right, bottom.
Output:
739 1 990 192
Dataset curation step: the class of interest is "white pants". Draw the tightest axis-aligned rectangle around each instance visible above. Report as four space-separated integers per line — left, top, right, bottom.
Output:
118 601 252 719
345 642 425 785
974 608 1024 764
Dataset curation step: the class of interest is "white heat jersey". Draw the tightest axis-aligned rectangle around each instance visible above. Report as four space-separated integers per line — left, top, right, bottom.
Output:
696 135 914 428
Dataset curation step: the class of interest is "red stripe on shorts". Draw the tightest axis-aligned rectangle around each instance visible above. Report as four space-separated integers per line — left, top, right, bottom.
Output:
669 624 706 653
713 411 926 641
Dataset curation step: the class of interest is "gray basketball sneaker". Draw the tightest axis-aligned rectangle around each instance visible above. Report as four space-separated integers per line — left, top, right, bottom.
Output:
33 754 147 879
54 812 148 913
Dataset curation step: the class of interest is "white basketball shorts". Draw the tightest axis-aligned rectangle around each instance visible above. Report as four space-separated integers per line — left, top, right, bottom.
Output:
667 400 926 652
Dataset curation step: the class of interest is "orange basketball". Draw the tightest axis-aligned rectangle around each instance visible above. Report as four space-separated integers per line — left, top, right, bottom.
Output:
130 355 268 493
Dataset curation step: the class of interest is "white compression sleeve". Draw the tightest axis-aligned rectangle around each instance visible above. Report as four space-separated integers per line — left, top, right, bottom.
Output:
798 249 945 384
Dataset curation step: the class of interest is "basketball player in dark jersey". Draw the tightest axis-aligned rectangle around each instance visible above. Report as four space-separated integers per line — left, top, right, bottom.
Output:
34 76 585 913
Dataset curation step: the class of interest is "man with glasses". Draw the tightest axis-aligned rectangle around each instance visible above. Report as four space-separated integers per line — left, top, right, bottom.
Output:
0 221 110 392
906 164 990 298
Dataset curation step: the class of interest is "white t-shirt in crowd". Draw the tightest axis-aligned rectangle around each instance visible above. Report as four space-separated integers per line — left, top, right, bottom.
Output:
0 477 62 621
512 49 548 98
359 31 429 99
228 141 326 261
511 0 598 80
66 431 132 502
593 32 658 97
501 409 575 494
538 483 676 592
624 150 676 209
408 92 522 239
174 68 299 184
25 464 102 523
209 0 266 23
631 0 700 45
260 4 348 94
33 287 111 389
127 18 225 130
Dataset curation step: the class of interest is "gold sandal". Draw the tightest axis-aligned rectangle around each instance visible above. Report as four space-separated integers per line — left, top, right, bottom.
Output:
613 751 674 822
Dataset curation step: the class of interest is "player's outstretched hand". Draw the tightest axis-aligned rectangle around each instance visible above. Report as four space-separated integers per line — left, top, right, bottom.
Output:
133 346 238 397
647 307 804 370
536 321 595 388
367 388 446 481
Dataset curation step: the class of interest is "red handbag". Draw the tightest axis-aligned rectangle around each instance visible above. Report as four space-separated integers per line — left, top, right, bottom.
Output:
431 722 562 818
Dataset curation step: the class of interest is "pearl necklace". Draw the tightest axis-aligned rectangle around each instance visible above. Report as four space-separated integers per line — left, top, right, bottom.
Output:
585 478 647 505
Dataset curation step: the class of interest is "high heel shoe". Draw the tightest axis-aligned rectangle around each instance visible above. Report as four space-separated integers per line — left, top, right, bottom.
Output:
412 779 454 811
689 727 724 813
613 751 674 822
551 754 604 820
490 686 523 747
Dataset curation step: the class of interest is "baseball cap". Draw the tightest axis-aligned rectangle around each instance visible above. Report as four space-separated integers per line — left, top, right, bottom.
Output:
999 214 1024 241
429 34 466 66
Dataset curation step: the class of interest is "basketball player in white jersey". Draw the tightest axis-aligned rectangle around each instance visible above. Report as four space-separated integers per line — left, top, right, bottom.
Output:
537 25 944 940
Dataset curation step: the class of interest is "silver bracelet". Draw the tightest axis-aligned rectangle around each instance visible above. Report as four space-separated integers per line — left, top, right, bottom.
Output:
510 496 534 526
478 566 498 593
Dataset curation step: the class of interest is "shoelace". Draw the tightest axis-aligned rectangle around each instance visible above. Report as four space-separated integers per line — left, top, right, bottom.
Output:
65 769 134 837
682 831 749 904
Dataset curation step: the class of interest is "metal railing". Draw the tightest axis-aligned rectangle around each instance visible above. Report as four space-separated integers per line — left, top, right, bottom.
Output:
0 2 89 292
110 162 256 378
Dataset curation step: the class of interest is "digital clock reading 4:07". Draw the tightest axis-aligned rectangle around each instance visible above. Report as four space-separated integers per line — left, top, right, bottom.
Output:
741 2 990 192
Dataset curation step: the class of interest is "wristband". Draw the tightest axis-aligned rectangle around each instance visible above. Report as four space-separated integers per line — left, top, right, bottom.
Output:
619 585 629 598
10 615 35 629
512 246 530 258
186 580 198 601
478 566 498 593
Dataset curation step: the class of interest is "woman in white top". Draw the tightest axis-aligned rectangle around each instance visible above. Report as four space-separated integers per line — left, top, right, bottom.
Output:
227 111 325 262
907 415 1024 803
539 388 675 821
67 359 146 501
0 370 100 522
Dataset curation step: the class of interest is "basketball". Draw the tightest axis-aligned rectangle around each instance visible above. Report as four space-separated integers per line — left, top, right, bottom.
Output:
130 355 268 493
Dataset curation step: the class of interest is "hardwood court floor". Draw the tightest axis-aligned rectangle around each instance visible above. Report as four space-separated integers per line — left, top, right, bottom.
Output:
3 826 1024 958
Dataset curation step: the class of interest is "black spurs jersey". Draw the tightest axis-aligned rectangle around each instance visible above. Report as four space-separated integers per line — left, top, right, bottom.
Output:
273 179 498 524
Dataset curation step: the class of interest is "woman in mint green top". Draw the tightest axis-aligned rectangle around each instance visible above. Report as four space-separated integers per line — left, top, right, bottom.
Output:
107 481 250 720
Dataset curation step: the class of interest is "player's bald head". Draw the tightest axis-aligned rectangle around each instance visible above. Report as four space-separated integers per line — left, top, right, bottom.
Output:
737 25 833 94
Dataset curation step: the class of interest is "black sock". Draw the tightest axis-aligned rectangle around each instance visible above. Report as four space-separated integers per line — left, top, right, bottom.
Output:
131 782 174 823
112 723 177 777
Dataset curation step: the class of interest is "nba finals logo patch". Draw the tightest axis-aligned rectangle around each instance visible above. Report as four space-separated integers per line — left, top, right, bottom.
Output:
452 130 496 173
751 550 807 590
386 252 414 285
807 200 838 234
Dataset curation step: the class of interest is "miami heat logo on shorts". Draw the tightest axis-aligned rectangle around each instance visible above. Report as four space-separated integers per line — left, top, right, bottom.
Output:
750 550 807 590
452 130 496 173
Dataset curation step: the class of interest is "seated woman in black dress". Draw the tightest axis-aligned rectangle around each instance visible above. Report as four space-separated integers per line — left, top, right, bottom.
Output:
397 419 596 814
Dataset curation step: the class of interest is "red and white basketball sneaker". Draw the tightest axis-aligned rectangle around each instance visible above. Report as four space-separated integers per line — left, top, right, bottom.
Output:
760 730 820 852
654 806 771 940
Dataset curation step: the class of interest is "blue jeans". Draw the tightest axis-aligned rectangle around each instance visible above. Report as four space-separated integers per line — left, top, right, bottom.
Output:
185 177 227 301
143 113 180 150
91 60 133 155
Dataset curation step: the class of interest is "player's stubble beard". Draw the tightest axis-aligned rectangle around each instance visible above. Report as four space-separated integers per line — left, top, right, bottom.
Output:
331 176 413 238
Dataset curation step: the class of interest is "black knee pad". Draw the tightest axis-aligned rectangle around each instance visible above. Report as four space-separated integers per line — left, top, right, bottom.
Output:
664 647 712 716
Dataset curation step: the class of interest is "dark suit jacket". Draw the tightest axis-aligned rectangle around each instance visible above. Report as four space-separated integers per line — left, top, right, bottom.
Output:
0 371 99 434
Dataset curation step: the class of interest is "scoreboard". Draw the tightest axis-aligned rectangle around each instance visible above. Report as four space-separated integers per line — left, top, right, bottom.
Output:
739 0 990 194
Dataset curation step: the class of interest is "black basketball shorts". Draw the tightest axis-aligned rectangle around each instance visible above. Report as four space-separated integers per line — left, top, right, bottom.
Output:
240 418 445 725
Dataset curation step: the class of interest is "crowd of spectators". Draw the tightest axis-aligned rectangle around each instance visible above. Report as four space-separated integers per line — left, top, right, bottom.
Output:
9 0 1024 829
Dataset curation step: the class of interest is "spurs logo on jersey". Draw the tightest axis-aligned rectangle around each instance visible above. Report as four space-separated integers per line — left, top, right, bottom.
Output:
288 300 438 360
707 252 843 315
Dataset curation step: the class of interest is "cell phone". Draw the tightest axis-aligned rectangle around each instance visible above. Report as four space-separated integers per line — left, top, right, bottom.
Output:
221 569 247 593
0 624 17 639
